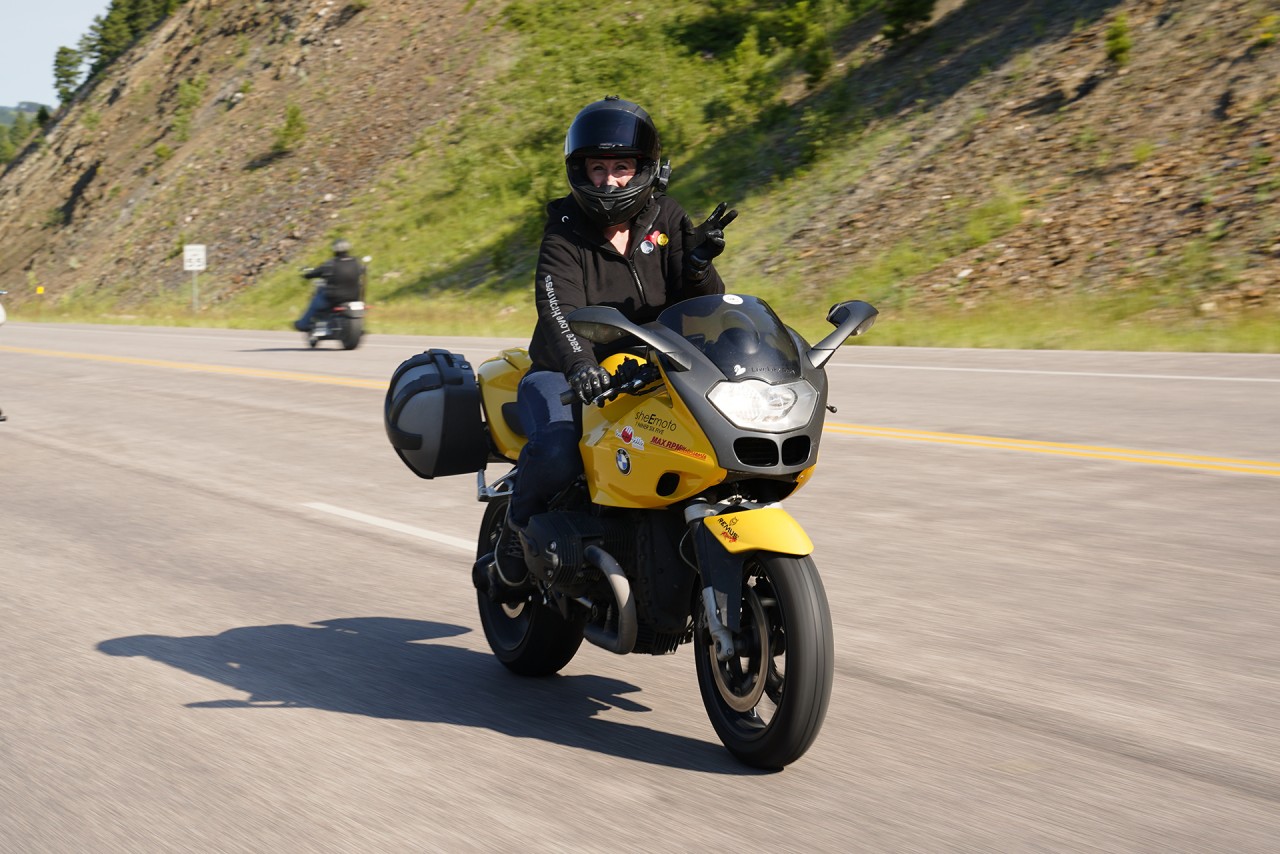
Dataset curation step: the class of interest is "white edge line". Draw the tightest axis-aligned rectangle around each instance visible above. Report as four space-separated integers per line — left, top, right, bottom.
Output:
304 502 475 553
829 364 1280 382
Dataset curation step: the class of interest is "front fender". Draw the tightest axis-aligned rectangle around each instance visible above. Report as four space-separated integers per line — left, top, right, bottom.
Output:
702 506 813 556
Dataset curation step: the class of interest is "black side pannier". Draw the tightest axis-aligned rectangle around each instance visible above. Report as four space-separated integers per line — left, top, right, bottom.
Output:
385 348 489 478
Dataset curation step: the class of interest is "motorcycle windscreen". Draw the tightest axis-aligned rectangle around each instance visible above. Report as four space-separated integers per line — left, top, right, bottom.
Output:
656 294 802 381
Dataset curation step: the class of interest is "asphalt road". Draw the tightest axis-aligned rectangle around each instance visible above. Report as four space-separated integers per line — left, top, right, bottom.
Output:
1 322 1277 852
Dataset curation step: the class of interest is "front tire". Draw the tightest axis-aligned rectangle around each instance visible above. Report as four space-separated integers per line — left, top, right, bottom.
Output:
694 553 833 769
475 498 584 676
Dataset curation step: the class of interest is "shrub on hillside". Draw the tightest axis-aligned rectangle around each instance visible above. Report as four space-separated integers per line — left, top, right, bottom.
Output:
882 0 937 43
1106 14 1132 66
271 104 306 154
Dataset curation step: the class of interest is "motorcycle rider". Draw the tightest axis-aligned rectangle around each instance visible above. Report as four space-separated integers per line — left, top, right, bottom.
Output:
493 95 737 586
294 238 366 332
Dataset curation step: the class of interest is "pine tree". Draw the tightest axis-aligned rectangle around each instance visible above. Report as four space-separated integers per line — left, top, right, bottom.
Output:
10 111 32 146
127 0 165 35
97 2 136 70
54 46 84 104
79 16 106 75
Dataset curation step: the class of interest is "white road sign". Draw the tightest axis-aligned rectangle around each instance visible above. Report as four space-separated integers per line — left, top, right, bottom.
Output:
183 244 207 272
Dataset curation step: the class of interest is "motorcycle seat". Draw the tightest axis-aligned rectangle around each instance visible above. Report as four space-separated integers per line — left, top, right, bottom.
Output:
501 402 526 438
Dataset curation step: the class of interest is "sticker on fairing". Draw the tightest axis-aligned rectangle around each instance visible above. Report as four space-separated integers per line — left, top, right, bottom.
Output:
723 294 744 305
616 426 645 450
616 449 632 474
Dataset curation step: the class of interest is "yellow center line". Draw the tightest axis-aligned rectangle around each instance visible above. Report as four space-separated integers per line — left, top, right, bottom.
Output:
7 344 1274 477
826 423 1280 477
0 344 386 389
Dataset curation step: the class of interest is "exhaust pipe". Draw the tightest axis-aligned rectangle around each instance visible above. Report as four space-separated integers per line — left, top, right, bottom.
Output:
582 545 637 655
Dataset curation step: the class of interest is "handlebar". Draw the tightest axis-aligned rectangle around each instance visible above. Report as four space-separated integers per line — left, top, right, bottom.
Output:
559 361 662 406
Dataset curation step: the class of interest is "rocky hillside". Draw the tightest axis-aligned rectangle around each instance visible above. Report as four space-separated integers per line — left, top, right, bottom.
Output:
1 0 1276 333
801 0 1279 320
0 0 499 308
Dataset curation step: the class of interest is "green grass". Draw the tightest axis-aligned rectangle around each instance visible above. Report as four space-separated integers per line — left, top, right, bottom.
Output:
16 290 1277 353
867 293 1280 351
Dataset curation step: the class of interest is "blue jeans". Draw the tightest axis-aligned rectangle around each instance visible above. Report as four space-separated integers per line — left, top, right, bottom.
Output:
294 286 332 331
507 370 582 528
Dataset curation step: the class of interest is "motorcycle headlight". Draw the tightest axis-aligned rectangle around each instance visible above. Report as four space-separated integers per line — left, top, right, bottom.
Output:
707 379 819 433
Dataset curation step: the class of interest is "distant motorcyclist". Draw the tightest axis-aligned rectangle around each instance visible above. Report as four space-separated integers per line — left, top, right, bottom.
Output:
294 239 366 332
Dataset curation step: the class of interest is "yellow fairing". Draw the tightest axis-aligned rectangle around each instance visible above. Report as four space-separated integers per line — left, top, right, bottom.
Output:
702 506 814 556
582 355 726 508
476 348 531 462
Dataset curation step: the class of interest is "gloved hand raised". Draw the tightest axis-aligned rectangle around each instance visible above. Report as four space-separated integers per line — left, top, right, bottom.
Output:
567 362 612 404
685 202 739 279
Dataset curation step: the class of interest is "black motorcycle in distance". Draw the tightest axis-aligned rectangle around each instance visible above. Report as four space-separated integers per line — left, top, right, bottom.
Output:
305 299 365 350
300 259 368 350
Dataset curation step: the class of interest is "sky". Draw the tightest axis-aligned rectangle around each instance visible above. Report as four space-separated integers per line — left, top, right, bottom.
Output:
2 2 112 108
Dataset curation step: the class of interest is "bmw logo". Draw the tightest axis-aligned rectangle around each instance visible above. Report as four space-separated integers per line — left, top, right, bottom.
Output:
616 449 631 474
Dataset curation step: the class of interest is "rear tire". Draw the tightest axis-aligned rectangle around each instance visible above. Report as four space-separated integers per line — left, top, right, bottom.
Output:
341 317 363 350
694 553 833 769
475 498 584 676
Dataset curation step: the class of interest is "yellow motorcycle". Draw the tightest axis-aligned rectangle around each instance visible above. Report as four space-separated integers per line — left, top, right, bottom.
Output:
384 293 877 768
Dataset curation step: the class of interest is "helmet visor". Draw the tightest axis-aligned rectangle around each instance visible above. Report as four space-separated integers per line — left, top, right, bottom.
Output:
565 108 659 161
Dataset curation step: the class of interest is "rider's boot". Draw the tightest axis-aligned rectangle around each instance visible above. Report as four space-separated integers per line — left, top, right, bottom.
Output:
471 513 533 602
493 515 531 588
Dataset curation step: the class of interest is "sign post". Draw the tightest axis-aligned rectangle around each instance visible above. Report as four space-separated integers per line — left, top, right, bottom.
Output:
183 244 207 312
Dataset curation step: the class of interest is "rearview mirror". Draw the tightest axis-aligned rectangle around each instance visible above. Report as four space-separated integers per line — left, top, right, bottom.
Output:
806 300 878 368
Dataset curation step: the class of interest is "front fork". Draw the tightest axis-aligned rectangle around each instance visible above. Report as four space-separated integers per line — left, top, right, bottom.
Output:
685 499 815 661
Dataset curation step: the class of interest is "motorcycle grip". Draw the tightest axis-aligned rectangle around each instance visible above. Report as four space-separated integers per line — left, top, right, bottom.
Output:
558 361 660 406
558 385 613 406
559 381 613 407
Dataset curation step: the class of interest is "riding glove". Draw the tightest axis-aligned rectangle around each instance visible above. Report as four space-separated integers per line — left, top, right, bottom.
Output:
685 202 739 280
567 362 611 404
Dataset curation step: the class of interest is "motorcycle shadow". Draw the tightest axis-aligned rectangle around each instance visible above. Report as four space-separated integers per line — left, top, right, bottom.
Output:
97 616 756 774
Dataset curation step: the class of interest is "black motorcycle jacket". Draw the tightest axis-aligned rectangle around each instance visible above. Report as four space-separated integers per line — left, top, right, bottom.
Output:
527 194 726 375
305 256 365 303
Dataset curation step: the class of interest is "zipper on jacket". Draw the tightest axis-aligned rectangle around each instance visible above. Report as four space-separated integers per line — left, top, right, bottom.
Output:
624 199 663 309
626 256 647 308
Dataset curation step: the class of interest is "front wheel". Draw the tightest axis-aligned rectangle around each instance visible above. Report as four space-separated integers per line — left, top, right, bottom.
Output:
695 553 834 769
475 498 585 676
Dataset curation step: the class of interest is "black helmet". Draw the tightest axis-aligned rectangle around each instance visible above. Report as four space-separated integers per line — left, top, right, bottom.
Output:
333 238 352 255
564 96 663 228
